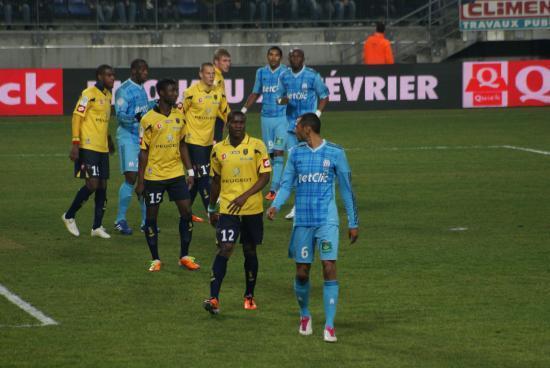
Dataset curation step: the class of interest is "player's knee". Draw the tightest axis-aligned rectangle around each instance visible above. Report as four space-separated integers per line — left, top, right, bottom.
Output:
144 219 158 235
125 175 137 186
178 205 192 219
296 267 310 283
321 260 337 280
242 243 257 258
85 180 99 192
218 243 235 258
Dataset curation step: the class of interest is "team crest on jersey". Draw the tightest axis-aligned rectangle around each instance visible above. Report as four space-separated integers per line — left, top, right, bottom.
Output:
116 98 125 107
214 95 218 100
321 241 332 253
176 118 180 124
243 148 248 155
166 134 174 143
302 82 308 90
323 159 331 168
232 167 240 177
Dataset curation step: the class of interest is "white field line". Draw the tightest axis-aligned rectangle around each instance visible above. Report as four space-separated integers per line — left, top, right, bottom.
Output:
0 283 58 327
500 145 550 156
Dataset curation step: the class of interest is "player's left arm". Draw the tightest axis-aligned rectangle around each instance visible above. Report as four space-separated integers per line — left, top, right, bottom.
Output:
179 138 194 189
219 93 229 123
268 151 296 220
335 149 359 244
115 89 138 126
314 73 329 116
242 68 262 113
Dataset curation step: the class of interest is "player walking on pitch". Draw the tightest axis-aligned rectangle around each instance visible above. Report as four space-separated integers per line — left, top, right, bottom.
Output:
203 111 272 314
275 48 329 219
213 48 232 144
113 59 156 235
135 79 200 272
62 64 116 239
267 113 358 343
241 46 288 201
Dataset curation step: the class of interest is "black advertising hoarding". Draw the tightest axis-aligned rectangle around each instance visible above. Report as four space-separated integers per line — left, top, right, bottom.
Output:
63 63 462 115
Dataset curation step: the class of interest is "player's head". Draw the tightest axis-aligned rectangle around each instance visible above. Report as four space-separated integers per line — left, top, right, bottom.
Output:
295 113 321 141
213 48 231 73
96 64 115 90
288 48 305 71
376 22 385 33
227 111 246 140
199 62 216 87
267 46 282 69
130 58 149 84
156 78 178 105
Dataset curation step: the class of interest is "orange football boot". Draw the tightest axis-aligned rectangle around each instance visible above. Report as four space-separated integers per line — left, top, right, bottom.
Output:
179 256 201 271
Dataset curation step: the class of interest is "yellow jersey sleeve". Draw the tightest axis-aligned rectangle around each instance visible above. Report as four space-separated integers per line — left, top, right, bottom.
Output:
218 93 229 123
210 144 222 176
139 117 152 150
73 89 93 118
255 139 272 174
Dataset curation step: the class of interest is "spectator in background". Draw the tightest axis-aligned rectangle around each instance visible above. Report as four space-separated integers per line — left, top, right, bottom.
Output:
116 0 137 25
217 0 247 28
289 0 320 23
363 22 394 65
1 0 31 29
160 0 180 26
139 0 155 24
334 0 355 23
94 0 115 24
249 0 268 27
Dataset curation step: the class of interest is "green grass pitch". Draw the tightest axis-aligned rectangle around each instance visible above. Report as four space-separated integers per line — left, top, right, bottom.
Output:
0 108 549 367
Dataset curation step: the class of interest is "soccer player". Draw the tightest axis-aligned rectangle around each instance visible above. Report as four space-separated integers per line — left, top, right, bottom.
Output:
241 46 288 201
179 62 229 221
62 64 116 239
213 48 232 144
276 48 329 219
135 79 200 272
267 113 359 343
113 58 155 235
203 111 272 314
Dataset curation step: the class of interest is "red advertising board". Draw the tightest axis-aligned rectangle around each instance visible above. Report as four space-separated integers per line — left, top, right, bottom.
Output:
0 69 63 115
463 60 550 108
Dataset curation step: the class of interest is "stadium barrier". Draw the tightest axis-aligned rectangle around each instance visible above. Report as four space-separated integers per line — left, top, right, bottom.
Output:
0 61 548 116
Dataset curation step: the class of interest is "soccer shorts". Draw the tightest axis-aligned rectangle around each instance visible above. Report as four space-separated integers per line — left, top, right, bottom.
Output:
288 225 339 263
143 176 190 207
286 132 299 151
187 144 213 178
216 213 264 245
118 142 140 174
74 148 109 179
261 116 287 153
214 117 225 143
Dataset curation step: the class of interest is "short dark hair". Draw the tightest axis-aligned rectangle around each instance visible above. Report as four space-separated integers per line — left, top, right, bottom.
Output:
376 22 385 33
297 113 321 134
200 62 214 72
228 111 246 124
95 64 113 81
213 48 231 61
267 46 283 57
289 48 304 57
130 58 148 70
156 78 177 94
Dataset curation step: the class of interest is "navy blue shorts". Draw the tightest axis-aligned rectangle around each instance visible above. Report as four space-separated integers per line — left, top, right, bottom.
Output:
74 148 109 179
144 176 190 207
216 213 264 245
187 143 212 178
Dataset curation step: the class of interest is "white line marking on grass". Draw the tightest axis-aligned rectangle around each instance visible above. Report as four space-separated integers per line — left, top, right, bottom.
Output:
500 145 550 156
0 284 58 327
449 227 468 231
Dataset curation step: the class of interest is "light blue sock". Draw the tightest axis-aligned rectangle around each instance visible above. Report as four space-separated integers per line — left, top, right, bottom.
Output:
140 198 146 227
116 181 134 223
294 278 311 317
270 156 284 192
323 280 339 329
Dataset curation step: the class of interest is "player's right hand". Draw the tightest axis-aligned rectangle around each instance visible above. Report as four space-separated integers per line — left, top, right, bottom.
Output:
349 228 359 244
135 182 145 200
266 207 277 221
69 145 79 162
208 212 219 228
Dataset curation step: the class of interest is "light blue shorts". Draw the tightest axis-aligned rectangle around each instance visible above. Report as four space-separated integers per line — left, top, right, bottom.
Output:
118 143 140 173
261 116 287 153
288 225 340 263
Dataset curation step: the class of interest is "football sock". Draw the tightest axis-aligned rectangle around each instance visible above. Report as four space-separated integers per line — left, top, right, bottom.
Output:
197 175 211 211
270 155 284 192
92 188 107 230
179 216 193 258
323 280 339 329
66 185 93 219
210 255 228 299
294 278 311 317
115 181 133 223
144 219 159 260
243 246 258 297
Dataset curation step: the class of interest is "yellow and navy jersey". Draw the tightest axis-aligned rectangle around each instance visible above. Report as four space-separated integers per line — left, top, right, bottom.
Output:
139 107 187 181
210 134 272 215
179 82 229 147
214 67 225 93
73 85 112 153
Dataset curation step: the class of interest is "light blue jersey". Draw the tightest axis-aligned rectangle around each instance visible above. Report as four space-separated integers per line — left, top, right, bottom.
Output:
273 140 358 228
252 64 287 118
275 66 329 133
115 79 153 145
